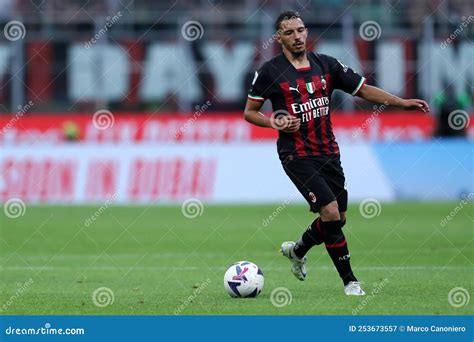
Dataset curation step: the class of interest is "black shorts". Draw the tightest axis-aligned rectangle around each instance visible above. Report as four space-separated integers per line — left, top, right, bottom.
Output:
282 155 348 213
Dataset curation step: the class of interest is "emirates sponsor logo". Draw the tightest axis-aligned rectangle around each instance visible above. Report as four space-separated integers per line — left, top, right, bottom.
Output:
291 96 330 123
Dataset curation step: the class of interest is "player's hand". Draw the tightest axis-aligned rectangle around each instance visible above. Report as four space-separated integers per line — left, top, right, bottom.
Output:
401 99 430 113
282 115 301 132
271 114 301 132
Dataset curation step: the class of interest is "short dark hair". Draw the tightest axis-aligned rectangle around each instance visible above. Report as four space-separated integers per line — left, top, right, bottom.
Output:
274 11 304 32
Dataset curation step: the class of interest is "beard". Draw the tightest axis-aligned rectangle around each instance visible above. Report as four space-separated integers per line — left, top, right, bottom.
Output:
290 48 305 58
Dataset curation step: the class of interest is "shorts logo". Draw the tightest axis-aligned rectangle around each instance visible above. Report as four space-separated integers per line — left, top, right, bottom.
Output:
309 192 317 203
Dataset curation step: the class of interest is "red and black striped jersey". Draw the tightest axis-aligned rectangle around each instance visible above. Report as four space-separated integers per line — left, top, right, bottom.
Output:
248 52 366 161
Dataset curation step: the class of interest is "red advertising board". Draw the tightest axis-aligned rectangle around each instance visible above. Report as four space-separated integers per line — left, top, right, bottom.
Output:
0 112 471 144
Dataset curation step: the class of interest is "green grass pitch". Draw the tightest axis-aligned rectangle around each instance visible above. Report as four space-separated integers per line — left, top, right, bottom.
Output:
1 202 472 315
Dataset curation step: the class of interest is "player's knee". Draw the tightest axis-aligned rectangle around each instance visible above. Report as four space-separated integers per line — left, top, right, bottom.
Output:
340 211 346 222
340 212 346 228
319 201 340 221
319 219 344 244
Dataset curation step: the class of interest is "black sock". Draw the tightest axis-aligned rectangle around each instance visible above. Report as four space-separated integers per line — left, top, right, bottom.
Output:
293 217 324 258
321 220 357 285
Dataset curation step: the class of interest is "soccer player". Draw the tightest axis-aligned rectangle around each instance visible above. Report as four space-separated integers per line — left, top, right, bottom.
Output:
244 11 429 295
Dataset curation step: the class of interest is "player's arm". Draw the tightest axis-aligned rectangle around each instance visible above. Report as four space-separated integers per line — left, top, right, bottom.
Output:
356 84 430 113
244 99 301 132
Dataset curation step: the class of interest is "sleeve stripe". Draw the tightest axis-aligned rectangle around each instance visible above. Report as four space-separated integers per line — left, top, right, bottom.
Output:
351 77 366 96
247 94 265 102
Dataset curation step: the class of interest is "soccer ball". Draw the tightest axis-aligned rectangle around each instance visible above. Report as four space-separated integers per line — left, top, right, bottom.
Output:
223 261 264 298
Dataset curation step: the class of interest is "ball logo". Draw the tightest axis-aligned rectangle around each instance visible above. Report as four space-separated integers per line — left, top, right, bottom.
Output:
309 192 317 203
232 266 249 282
